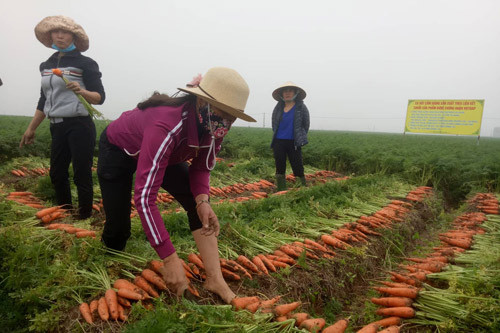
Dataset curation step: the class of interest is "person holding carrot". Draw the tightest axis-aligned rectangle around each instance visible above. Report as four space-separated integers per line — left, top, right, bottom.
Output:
270 82 310 191
20 16 105 219
97 67 256 303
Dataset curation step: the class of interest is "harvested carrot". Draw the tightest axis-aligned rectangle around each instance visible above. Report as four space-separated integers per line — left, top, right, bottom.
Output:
8 191 33 196
321 234 350 249
389 272 419 286
97 297 109 321
237 255 259 273
290 312 309 326
268 254 296 265
149 260 164 274
252 256 269 275
270 259 289 269
141 269 167 290
221 267 241 281
187 283 200 297
245 301 261 313
375 306 415 318
231 296 260 310
76 230 96 238
117 288 144 301
378 326 400 333
258 254 277 272
300 318 326 332
322 318 349 333
259 296 281 309
105 289 119 320
134 276 159 298
89 299 99 316
378 281 417 289
188 253 205 270
35 206 61 219
79 302 93 324
371 297 413 307
275 316 289 322
117 303 127 321
274 301 301 316
117 296 131 308
372 317 401 327
373 287 418 299
356 323 379 333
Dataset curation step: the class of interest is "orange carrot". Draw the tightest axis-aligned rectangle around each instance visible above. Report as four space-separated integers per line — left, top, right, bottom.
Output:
97 297 109 321
221 267 241 281
279 245 301 258
259 296 281 309
245 301 261 313
378 281 417 289
76 230 96 238
117 288 144 301
321 234 350 250
105 289 119 320
371 317 401 327
275 315 289 322
290 312 309 326
8 191 33 196
389 272 420 286
117 303 128 321
378 326 400 333
300 318 326 332
322 318 349 333
52 68 63 76
356 323 379 333
231 296 260 310
258 254 277 272
226 259 252 279
89 299 99 316
134 276 159 298
35 206 61 219
373 287 418 299
273 249 294 259
267 254 296 265
270 259 289 269
410 261 446 273
117 296 131 308
113 279 147 296
371 297 413 307
252 256 269 275
79 302 93 324
148 260 164 274
188 253 205 270
187 283 200 297
237 255 259 273
141 269 167 290
274 301 301 316
375 306 415 318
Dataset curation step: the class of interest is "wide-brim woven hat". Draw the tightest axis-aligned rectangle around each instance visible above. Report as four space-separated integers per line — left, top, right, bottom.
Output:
178 67 256 122
272 81 307 101
35 15 89 52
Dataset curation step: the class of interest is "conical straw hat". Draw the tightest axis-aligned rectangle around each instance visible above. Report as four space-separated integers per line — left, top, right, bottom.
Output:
272 81 306 101
35 15 89 52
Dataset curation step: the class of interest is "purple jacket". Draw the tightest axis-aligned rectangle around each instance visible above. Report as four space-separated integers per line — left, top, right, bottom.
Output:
106 102 222 258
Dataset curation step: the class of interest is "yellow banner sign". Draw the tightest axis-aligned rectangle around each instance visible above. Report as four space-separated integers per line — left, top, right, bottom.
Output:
405 100 484 135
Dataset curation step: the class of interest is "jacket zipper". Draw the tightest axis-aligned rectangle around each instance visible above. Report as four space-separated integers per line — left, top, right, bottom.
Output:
49 54 63 119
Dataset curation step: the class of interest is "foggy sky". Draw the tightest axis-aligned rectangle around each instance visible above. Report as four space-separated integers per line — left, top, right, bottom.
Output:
1 0 499 136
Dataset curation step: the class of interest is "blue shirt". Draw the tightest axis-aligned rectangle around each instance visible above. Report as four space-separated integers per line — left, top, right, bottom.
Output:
276 105 296 140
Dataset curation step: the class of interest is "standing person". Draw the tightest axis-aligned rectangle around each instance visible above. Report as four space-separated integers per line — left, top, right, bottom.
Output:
97 67 256 303
20 16 105 219
270 82 310 190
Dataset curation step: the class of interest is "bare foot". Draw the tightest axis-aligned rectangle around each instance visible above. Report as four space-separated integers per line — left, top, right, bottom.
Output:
203 277 236 304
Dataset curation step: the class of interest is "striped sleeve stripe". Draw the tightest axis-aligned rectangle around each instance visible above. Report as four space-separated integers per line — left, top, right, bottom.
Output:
140 119 184 245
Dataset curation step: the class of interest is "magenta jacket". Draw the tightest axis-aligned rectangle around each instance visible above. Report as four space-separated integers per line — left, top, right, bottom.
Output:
106 102 222 258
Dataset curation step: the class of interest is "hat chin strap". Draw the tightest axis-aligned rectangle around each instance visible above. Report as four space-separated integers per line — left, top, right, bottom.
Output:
205 104 217 171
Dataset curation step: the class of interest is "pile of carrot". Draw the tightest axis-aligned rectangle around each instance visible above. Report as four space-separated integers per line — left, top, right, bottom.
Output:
10 166 50 177
6 191 45 209
468 192 499 215
405 186 433 202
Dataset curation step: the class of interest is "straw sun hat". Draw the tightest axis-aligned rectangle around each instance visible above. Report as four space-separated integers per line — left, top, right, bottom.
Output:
178 67 256 122
272 81 307 101
35 15 89 52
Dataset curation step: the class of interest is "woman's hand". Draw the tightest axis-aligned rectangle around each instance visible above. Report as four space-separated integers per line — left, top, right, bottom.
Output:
66 81 83 94
159 252 189 296
196 198 220 237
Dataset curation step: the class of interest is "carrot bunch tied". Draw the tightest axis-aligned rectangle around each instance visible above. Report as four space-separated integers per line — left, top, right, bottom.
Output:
51 68 104 120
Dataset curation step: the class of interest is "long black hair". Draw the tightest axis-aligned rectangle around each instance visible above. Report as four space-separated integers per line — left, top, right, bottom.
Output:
137 91 196 110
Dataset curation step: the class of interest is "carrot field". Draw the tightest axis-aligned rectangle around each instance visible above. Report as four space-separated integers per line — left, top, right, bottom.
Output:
1 115 500 332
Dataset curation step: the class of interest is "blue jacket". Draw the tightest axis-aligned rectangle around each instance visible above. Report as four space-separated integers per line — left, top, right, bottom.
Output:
271 100 310 148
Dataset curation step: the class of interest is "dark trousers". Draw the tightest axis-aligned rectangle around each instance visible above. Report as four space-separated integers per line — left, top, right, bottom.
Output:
49 116 96 218
272 139 304 177
97 128 203 251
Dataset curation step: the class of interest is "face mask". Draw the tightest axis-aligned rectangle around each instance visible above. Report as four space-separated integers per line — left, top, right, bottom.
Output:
51 42 76 52
198 105 232 139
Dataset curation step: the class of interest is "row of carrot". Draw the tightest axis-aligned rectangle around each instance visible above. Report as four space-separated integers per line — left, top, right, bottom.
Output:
224 187 433 332
356 192 497 332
